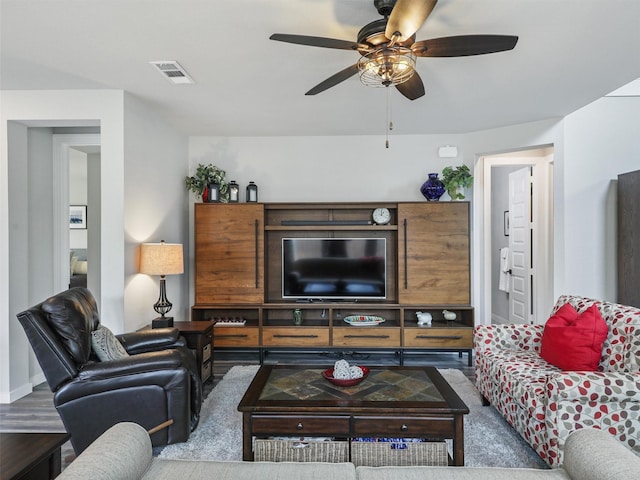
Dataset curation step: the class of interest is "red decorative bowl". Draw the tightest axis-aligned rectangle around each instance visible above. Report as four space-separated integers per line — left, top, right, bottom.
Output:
322 366 369 386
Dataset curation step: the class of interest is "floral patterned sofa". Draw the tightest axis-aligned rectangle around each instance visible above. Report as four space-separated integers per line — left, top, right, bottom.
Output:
474 294 640 467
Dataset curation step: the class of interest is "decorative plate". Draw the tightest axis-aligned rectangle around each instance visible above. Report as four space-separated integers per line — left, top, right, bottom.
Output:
322 366 370 387
343 315 385 326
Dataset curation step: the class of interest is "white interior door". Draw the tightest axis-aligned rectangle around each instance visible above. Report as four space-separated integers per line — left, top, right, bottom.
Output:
508 167 532 324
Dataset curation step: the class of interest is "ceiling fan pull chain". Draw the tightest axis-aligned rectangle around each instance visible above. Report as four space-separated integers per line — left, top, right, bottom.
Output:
386 87 393 148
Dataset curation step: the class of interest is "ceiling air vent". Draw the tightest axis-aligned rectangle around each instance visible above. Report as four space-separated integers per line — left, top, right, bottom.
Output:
149 61 195 85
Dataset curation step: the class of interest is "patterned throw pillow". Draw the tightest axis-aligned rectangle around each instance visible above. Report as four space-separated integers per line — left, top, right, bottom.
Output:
91 325 130 361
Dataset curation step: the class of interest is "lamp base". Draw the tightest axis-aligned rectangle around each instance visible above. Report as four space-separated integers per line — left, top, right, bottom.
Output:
152 316 174 329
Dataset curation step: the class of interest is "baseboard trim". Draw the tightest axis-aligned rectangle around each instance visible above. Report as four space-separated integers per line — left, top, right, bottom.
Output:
491 313 509 325
2 381 34 404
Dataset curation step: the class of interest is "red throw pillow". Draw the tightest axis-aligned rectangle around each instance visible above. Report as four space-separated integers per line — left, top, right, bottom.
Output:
540 303 608 371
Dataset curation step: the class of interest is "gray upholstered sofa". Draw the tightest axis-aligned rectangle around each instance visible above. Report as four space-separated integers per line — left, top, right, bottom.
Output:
58 422 640 480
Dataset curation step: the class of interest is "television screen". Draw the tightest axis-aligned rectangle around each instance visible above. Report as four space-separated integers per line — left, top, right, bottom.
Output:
282 238 386 300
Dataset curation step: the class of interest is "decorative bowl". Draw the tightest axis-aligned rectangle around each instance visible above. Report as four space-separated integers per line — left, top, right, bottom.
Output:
343 315 385 326
322 366 370 387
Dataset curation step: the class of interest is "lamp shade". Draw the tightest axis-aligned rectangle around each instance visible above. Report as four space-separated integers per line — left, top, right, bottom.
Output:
140 242 184 276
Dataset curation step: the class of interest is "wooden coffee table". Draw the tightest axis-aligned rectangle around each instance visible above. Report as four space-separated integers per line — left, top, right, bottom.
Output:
237 365 469 465
0 432 71 479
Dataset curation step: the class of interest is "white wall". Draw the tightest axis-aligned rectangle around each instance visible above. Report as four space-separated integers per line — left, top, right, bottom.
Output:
87 151 102 304
562 96 640 300
0 90 125 403
123 93 189 331
25 128 56 307
449 96 639 313
464 119 564 321
1 89 188 402
5 122 31 400
26 128 64 386
189 134 467 203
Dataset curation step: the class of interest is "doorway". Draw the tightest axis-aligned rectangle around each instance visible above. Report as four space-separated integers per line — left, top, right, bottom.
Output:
473 147 554 326
52 134 101 304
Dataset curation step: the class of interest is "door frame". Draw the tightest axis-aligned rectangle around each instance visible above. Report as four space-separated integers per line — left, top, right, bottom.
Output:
473 147 554 326
52 134 100 293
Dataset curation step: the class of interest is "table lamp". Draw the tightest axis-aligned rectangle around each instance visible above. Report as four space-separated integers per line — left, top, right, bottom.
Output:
140 240 184 328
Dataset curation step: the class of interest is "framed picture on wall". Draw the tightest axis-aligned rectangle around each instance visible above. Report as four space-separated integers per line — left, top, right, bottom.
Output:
69 205 87 229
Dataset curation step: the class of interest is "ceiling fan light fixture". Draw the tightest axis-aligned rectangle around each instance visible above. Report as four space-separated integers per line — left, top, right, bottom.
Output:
357 46 416 88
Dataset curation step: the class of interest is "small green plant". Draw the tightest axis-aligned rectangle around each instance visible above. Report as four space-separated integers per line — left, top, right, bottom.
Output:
441 165 473 200
184 163 229 202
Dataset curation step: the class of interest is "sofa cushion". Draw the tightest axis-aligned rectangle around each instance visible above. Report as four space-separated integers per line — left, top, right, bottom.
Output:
355 466 570 480
91 325 130 361
144 460 356 480
540 304 607 371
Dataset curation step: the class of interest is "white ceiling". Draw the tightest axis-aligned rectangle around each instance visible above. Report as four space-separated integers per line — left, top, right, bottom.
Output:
1 0 639 137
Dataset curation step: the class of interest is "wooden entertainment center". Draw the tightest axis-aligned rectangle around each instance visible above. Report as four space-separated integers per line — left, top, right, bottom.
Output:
191 201 473 364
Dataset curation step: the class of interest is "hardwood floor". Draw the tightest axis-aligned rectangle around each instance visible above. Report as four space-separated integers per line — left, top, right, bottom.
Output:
0 351 474 469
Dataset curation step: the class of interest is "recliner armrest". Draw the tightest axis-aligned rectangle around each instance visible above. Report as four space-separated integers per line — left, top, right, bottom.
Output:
55 350 192 405
117 328 186 354
77 350 184 380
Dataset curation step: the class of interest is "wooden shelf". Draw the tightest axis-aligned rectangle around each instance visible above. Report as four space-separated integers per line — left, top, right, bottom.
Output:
265 225 398 231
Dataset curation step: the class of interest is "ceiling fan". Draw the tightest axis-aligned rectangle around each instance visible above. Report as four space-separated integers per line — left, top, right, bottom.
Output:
270 0 518 100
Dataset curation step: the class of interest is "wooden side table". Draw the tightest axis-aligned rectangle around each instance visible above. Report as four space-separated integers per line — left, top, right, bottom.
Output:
173 321 214 383
0 432 71 479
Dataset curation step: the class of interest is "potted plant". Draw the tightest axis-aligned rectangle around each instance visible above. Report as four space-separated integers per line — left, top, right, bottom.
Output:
184 163 229 202
441 165 473 200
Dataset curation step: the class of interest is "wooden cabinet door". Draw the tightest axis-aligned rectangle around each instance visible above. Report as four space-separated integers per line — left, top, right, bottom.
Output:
398 202 470 305
195 203 264 304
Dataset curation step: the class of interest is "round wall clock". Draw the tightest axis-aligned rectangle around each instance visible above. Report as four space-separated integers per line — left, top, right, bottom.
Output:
372 207 391 225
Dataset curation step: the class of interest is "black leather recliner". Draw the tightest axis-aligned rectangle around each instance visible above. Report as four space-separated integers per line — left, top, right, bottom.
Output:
17 287 202 454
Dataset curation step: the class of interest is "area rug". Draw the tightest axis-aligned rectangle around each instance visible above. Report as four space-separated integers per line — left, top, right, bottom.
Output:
157 365 547 469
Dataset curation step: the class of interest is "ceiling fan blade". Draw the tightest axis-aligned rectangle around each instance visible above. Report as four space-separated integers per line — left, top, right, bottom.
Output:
270 33 358 50
305 64 359 96
396 72 425 100
412 35 518 57
385 0 438 43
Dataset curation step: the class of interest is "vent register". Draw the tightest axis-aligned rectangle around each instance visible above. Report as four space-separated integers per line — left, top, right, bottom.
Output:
149 61 195 84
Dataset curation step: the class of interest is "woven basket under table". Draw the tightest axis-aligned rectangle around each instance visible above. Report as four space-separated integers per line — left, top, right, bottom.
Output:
351 441 449 467
254 439 349 463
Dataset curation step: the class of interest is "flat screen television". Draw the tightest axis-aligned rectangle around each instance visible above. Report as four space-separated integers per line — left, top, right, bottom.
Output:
282 237 386 300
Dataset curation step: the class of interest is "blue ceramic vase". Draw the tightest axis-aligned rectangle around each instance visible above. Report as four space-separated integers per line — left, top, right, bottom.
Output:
420 173 445 201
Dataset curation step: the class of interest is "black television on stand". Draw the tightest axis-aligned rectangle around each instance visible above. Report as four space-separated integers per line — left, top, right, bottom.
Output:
282 238 386 301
